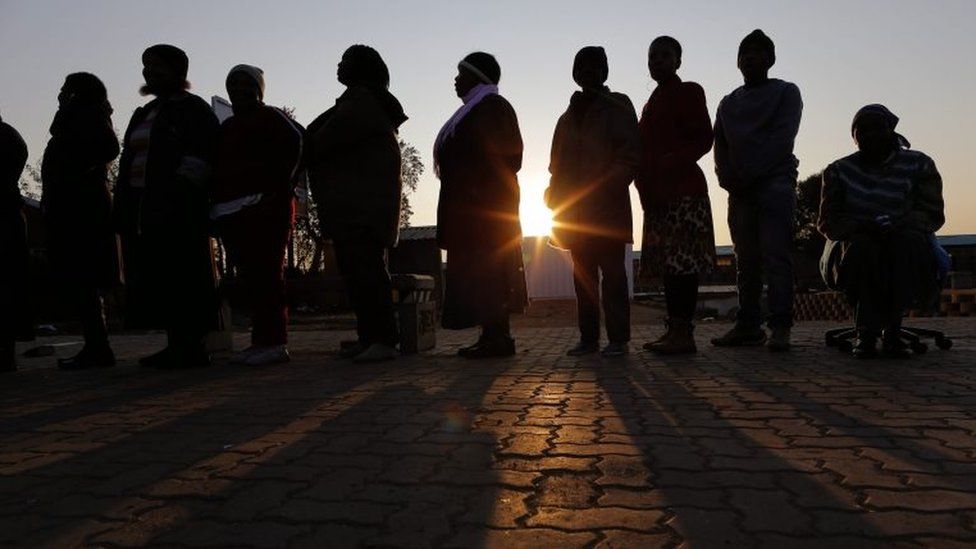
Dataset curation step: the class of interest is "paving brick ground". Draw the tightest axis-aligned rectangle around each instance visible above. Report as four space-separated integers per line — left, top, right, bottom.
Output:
2 318 976 548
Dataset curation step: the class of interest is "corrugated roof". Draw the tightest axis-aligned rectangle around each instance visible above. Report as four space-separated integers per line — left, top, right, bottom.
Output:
938 234 976 247
399 225 438 241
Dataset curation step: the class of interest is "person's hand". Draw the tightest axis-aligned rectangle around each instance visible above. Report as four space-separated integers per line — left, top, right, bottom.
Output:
874 214 893 233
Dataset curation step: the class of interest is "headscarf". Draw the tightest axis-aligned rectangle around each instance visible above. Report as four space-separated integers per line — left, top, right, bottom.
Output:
459 51 501 85
572 46 609 86
852 104 911 149
142 44 189 79
433 52 502 176
739 29 775 65
227 64 265 99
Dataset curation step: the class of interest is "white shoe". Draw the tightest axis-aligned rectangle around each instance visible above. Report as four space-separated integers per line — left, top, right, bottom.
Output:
352 343 397 363
243 345 290 366
230 346 259 364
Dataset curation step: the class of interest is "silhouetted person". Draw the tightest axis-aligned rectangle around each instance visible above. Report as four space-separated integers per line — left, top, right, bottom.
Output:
636 36 717 355
307 45 406 363
41 73 121 370
547 46 639 358
213 65 303 366
712 29 802 352
0 113 30 373
113 44 220 369
436 52 527 359
818 105 945 359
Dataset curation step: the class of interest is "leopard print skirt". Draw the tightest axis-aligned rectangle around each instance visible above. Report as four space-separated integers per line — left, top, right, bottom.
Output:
639 195 717 281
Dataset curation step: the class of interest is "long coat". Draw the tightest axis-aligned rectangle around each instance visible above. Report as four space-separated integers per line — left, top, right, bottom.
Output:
113 93 220 334
435 94 527 328
41 106 121 289
1 119 32 342
307 87 404 248
548 89 640 249
436 94 523 251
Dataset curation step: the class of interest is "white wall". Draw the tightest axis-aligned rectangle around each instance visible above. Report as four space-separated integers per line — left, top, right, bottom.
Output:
522 236 633 300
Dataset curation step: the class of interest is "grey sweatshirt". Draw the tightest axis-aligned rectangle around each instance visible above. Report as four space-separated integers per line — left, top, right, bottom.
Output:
713 78 802 193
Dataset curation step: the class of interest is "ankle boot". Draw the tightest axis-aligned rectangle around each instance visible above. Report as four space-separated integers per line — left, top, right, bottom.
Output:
643 319 674 351
650 319 697 355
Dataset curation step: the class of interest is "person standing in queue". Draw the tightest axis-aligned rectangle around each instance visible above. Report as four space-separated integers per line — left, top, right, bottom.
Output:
435 52 527 359
41 72 122 370
307 45 406 363
547 46 640 358
114 44 221 369
0 113 30 373
636 36 717 355
212 65 303 367
712 29 803 352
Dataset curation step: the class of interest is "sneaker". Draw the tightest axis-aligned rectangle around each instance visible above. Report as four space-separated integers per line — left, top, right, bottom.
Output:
338 341 367 359
567 341 599 357
230 346 259 364
711 325 767 347
58 345 116 370
353 343 397 363
601 342 628 358
881 333 910 359
852 337 877 359
766 327 792 352
243 345 290 366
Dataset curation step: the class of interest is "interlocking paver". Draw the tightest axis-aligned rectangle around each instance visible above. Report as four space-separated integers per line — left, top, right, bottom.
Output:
1 318 974 546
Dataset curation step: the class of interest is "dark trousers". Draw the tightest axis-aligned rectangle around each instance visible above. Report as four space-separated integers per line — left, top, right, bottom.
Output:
840 229 933 332
71 285 108 349
728 176 796 329
333 232 397 347
570 241 630 344
221 198 294 346
664 274 699 321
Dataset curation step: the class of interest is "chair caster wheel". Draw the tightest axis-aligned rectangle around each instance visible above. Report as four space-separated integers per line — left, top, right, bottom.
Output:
911 342 928 355
936 337 953 350
838 340 853 353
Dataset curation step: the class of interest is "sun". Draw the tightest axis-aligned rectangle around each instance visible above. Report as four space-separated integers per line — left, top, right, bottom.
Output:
520 179 554 237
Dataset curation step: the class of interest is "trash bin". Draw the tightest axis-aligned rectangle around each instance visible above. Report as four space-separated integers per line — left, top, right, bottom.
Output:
392 274 436 354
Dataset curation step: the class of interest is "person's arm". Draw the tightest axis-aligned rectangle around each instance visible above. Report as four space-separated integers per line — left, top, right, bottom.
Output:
742 83 803 181
712 100 741 191
606 94 641 190
657 84 713 171
817 165 861 241
174 99 220 192
902 154 945 233
547 113 567 209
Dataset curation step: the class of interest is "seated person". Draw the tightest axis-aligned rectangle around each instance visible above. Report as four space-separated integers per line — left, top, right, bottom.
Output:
818 104 945 359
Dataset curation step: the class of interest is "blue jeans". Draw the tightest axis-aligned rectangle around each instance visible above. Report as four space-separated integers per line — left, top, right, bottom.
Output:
728 176 796 329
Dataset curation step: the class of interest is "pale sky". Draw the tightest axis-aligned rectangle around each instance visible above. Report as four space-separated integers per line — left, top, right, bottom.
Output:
2 0 974 245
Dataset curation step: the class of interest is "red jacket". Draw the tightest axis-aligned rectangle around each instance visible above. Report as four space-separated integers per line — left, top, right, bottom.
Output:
213 105 303 203
635 75 713 210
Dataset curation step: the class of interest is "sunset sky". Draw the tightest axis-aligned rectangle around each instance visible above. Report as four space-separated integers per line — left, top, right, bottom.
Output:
2 0 974 245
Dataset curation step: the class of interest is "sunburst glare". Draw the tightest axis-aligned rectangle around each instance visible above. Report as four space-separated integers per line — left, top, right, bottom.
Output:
520 178 554 237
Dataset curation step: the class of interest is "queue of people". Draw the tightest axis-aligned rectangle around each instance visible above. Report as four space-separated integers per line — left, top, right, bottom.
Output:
0 28 948 372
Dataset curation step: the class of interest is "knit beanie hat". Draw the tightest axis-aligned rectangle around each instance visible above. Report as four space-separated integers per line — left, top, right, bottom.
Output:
739 29 775 65
227 64 266 99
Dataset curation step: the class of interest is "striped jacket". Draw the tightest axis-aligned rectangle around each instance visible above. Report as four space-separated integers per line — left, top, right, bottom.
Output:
817 149 945 241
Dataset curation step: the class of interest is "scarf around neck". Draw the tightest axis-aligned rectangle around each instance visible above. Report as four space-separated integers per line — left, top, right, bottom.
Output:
433 83 498 176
